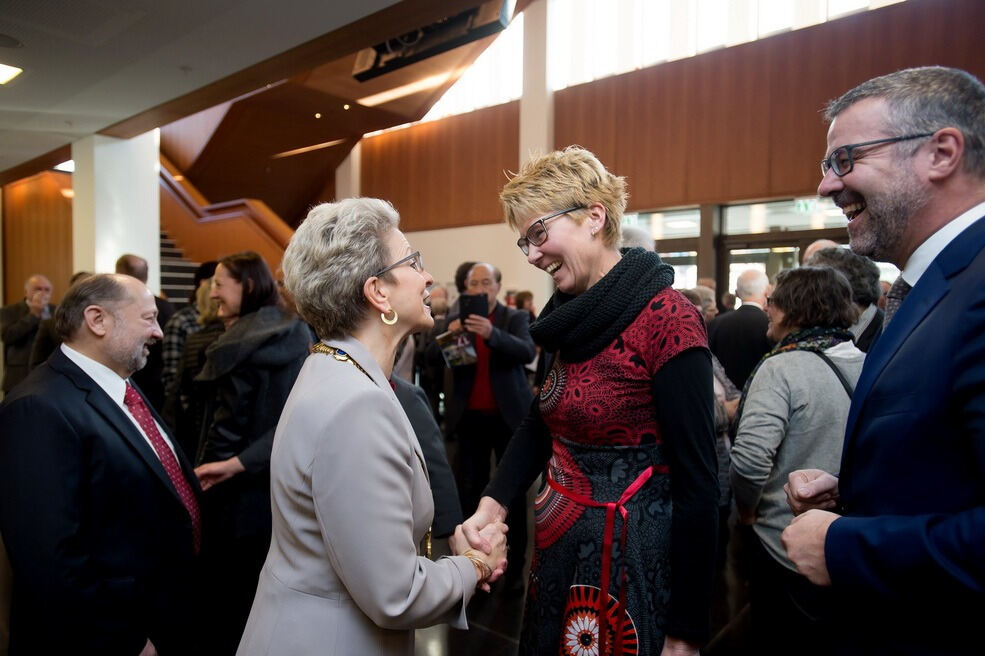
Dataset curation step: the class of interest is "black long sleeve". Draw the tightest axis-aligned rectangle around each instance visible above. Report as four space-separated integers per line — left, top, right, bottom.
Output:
653 347 720 643
483 396 551 506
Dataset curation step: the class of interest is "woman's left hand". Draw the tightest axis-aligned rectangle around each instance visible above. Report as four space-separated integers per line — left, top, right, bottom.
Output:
194 457 246 490
660 635 700 656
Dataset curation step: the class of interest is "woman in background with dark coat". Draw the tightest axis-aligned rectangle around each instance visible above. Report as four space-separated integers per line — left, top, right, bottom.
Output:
193 251 311 655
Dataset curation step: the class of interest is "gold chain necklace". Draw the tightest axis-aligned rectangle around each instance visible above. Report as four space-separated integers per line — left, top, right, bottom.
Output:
311 343 373 382
310 342 432 559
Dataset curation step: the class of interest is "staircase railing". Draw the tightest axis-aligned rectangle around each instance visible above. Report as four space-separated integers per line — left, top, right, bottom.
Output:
159 155 293 271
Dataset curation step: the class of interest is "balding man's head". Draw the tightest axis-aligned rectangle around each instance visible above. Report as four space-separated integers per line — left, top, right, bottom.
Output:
466 263 502 313
24 274 52 298
115 254 149 283
736 269 770 304
55 274 162 378
802 239 841 263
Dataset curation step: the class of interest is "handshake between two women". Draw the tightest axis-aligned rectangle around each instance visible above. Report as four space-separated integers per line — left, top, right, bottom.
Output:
450 496 510 592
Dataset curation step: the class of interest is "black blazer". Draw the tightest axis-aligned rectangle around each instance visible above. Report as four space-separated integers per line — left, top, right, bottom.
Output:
444 302 536 435
707 303 772 389
0 300 56 392
392 376 463 537
0 348 202 654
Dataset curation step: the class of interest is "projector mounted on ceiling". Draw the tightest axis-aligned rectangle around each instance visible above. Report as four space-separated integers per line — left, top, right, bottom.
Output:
353 0 515 82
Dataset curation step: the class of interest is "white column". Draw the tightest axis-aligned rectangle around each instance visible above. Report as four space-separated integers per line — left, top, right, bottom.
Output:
71 130 162 292
519 0 552 163
517 0 556 305
335 141 361 200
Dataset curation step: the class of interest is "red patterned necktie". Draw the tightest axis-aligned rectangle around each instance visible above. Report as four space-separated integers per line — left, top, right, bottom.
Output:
124 383 202 553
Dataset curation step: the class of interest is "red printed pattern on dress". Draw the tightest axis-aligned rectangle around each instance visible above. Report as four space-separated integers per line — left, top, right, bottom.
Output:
539 288 706 447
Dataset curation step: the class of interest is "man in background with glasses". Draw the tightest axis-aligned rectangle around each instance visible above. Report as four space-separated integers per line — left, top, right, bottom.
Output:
783 66 985 654
442 262 536 593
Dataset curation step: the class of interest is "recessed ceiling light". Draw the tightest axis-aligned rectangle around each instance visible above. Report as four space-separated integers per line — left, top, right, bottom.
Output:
0 63 23 84
314 112 321 119
343 104 350 110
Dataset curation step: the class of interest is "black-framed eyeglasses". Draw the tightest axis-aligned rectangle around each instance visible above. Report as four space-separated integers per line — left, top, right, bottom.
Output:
820 133 935 177
374 251 424 277
516 206 585 255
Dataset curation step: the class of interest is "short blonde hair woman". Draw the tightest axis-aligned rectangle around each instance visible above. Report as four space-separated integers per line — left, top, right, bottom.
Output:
464 147 720 656
237 198 507 656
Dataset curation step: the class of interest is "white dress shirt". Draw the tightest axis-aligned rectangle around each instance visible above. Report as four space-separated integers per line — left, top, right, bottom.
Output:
901 200 985 286
60 343 179 458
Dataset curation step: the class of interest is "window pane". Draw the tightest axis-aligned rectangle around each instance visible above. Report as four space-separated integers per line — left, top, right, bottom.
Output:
723 197 846 234
623 207 701 239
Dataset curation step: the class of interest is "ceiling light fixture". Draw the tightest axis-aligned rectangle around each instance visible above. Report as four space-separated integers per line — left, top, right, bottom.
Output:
54 160 75 173
314 112 322 119
0 63 23 84
343 104 350 110
271 138 347 160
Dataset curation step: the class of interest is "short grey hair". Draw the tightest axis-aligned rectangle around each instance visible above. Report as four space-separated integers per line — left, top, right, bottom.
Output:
735 269 769 300
692 285 716 314
283 198 399 339
825 66 985 179
620 225 654 251
54 274 130 341
805 247 881 307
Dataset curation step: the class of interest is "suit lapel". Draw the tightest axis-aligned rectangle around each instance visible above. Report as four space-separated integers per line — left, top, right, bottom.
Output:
845 214 985 442
49 350 190 504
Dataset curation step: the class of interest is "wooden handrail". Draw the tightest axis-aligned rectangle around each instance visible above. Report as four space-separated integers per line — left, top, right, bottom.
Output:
159 155 293 269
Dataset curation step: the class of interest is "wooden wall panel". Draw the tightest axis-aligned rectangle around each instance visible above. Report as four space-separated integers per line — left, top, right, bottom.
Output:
551 0 985 212
361 101 519 231
2 172 73 305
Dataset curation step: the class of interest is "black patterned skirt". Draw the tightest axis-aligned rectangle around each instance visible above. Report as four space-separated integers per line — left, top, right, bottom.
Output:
520 437 672 656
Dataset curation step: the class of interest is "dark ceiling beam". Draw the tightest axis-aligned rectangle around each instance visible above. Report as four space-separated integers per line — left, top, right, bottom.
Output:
0 145 72 187
98 0 485 139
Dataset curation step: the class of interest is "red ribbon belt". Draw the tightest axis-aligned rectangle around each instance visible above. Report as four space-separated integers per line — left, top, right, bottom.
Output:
546 463 667 655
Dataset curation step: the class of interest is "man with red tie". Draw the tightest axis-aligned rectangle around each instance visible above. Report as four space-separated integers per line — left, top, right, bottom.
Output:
0 274 203 655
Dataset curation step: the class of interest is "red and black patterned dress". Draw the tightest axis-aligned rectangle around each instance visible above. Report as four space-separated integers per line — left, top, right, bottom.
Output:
517 288 710 655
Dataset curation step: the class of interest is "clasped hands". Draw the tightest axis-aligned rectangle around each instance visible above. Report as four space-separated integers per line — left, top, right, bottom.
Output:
451 496 509 591
781 468 842 586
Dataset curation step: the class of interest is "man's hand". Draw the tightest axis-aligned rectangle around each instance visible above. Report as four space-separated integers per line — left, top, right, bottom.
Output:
781 509 839 586
784 469 839 515
462 314 493 339
194 457 246 491
26 290 48 317
138 639 158 656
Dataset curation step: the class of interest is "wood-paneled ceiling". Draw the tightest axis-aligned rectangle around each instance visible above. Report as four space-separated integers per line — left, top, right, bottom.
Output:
164 21 504 226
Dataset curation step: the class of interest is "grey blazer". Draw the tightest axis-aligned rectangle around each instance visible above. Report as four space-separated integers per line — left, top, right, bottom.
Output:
237 336 476 656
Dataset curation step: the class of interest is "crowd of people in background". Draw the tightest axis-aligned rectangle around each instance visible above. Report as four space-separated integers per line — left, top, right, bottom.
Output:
0 64 983 655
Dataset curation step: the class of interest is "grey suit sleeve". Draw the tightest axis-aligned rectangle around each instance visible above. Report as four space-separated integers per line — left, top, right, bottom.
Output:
311 392 477 630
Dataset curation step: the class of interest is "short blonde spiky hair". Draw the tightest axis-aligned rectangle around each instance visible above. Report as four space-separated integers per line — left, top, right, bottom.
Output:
500 146 627 248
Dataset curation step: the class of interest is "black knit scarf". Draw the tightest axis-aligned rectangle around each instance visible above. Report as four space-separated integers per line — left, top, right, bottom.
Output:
734 325 854 426
529 248 675 363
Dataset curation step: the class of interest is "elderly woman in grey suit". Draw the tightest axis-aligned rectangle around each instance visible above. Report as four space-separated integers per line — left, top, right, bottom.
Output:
237 198 508 656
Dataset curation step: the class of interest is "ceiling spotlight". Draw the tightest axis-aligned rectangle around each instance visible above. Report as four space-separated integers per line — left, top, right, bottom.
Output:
314 112 322 119
343 104 350 110
0 63 23 84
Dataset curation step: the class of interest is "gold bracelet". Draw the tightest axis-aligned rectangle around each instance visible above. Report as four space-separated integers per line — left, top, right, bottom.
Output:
463 549 493 583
